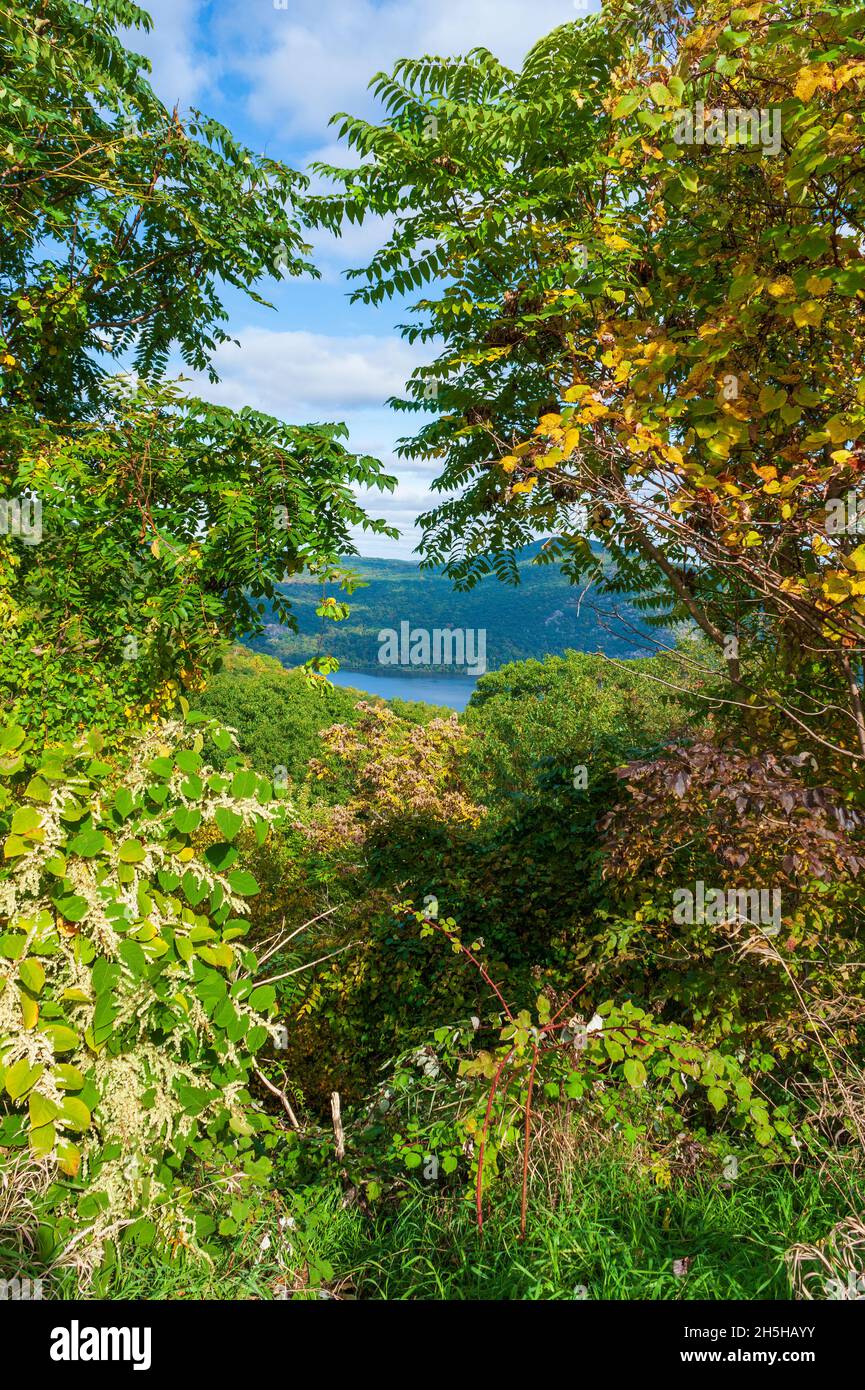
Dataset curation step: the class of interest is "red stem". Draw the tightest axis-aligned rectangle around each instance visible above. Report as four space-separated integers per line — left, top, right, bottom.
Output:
520 1043 539 1240
476 1044 516 1233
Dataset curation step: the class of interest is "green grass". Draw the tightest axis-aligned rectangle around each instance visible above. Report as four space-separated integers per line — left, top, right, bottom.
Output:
46 1158 858 1301
311 1164 854 1300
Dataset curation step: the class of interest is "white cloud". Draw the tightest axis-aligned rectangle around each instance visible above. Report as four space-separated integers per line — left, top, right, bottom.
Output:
220 0 595 139
349 480 440 559
184 325 430 415
126 0 214 109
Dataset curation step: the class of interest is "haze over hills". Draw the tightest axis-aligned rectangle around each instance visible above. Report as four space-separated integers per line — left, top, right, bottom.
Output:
247 542 671 676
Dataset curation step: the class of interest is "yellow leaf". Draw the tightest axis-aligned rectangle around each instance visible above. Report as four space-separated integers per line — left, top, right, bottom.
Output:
822 572 851 602
562 428 581 454
604 233 635 253
767 277 795 299
57 1142 81 1178
805 275 832 296
793 300 824 328
826 416 850 445
794 66 825 102
19 991 38 1030
536 449 562 469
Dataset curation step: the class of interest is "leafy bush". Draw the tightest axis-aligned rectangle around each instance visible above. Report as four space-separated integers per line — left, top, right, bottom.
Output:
463 649 698 810
593 739 865 1058
0 710 290 1270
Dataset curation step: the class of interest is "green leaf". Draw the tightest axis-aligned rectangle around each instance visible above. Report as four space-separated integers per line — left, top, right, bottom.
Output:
54 894 89 923
227 869 259 897
230 770 257 799
707 1086 727 1112
623 1057 647 1089
55 1064 85 1091
29 1091 60 1127
205 841 237 871
60 1095 92 1132
249 985 276 1011
11 805 42 837
118 839 146 863
182 870 209 907
29 1121 56 1157
612 90 643 120
173 807 202 835
215 807 243 841
18 959 46 995
68 829 107 858
43 1023 79 1053
119 939 148 975
5 1059 44 1100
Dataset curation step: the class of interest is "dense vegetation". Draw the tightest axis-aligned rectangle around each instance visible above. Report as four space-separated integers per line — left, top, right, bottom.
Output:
2 0 864 1306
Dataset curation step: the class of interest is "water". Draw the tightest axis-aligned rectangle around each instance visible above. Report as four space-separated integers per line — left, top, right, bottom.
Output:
327 668 478 711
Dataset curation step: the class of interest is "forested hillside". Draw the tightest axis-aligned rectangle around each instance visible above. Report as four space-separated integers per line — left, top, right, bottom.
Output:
249 542 668 671
1 0 865 1334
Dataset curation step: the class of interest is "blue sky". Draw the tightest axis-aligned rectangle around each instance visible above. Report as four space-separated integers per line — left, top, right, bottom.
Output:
133 0 601 556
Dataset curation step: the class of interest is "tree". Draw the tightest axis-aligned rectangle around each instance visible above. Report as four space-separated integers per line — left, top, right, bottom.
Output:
0 0 396 734
1 0 309 415
308 0 865 768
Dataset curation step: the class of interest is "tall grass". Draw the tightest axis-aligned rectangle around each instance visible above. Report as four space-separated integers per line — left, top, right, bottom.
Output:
40 1158 857 1301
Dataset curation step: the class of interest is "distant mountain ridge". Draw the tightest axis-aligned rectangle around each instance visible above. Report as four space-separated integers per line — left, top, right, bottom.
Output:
247 543 666 676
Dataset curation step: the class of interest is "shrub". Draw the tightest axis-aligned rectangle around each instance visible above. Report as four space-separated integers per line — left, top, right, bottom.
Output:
0 710 289 1271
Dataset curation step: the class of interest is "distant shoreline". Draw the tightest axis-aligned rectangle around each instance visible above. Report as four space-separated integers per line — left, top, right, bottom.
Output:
326 665 482 681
